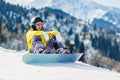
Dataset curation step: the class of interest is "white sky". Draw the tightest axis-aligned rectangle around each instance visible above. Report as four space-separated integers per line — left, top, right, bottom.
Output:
87 0 120 8
5 0 120 8
5 0 34 5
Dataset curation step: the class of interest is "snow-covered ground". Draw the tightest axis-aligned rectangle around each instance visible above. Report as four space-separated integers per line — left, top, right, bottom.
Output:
0 47 120 80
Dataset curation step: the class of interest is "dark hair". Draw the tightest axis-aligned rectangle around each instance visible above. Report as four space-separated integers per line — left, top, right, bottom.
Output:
32 25 37 30
33 17 43 23
31 17 43 30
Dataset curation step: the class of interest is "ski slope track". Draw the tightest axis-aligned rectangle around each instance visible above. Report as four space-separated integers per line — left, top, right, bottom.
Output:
0 47 120 80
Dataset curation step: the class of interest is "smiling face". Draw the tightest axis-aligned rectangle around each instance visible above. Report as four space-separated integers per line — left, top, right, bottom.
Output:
35 22 43 30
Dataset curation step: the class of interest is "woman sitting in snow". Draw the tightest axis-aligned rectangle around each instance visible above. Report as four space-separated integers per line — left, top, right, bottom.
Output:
26 17 71 54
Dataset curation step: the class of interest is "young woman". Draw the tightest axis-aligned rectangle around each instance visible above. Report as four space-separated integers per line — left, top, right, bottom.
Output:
26 17 71 54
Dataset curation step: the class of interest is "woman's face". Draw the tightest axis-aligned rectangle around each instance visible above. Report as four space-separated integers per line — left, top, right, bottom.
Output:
36 22 43 30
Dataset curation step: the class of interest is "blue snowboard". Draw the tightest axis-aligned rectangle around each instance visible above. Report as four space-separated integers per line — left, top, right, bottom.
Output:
22 53 83 64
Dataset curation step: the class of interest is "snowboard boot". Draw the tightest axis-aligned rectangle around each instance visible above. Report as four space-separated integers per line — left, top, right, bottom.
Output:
56 48 71 54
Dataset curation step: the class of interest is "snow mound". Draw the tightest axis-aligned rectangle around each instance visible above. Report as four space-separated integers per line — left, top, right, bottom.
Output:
0 47 120 80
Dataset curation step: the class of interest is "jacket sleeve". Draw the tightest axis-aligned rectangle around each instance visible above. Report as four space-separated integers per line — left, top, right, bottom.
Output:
47 30 60 38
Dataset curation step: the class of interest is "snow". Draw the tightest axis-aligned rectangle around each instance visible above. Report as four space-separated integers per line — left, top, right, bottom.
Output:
27 0 110 20
5 0 34 6
0 47 120 80
26 0 120 29
5 0 120 29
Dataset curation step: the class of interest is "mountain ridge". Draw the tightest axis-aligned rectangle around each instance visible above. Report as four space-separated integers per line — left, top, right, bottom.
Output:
28 0 120 29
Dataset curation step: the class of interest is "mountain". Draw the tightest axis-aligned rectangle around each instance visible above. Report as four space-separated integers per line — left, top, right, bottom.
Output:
101 10 120 28
29 0 108 20
28 0 120 31
1 0 120 70
0 0 78 50
5 0 120 31
0 47 120 80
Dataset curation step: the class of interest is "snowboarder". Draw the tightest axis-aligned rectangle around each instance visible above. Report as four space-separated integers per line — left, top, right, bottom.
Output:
26 16 71 54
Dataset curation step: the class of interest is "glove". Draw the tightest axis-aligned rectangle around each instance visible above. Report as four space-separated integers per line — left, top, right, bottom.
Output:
42 50 49 54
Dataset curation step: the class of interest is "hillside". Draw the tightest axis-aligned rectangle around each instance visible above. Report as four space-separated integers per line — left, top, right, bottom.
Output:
0 0 77 50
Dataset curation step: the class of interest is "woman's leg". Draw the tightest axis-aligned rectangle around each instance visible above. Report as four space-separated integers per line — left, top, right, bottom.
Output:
30 36 44 53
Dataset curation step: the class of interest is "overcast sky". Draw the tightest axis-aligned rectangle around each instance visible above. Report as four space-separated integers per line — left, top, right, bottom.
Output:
5 0 120 8
88 0 120 8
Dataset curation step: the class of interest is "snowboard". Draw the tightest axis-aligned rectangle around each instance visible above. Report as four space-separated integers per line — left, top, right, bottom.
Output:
22 53 83 64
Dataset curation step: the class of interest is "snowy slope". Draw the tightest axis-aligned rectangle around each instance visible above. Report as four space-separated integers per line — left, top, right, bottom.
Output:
0 47 120 80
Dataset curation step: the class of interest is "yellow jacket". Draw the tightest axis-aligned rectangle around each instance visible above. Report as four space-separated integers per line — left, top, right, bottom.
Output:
26 28 60 53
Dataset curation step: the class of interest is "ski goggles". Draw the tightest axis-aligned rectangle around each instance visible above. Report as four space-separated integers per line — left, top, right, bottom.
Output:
36 22 43 26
